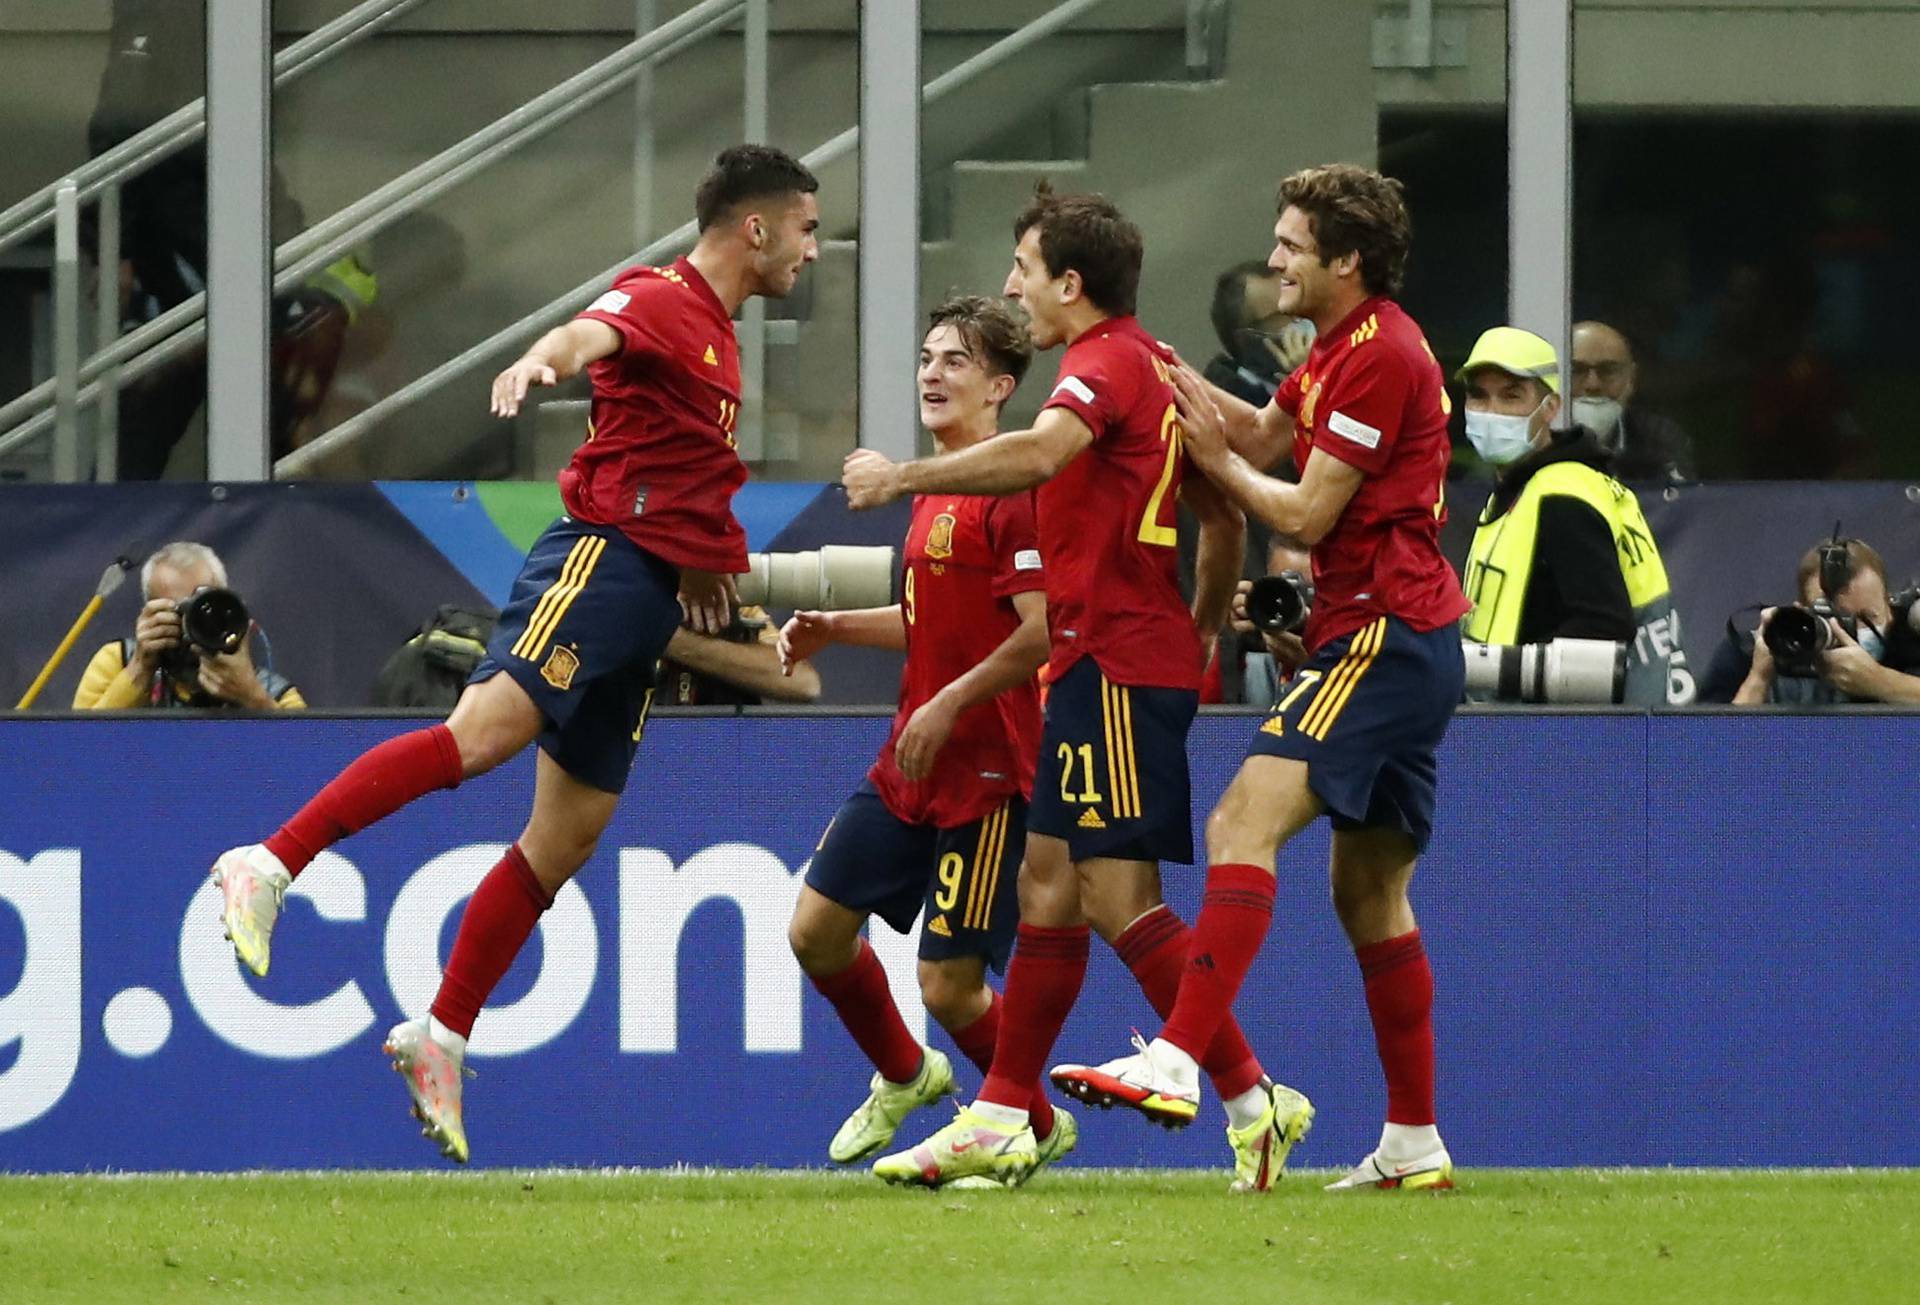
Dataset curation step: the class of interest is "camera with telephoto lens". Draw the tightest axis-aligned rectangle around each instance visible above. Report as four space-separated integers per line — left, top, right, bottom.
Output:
735 546 895 610
1462 638 1625 704
1762 600 1857 678
159 586 251 679
1245 570 1314 636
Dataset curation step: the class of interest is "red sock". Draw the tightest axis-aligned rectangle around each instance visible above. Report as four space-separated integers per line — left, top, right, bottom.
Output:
428 843 550 1040
1158 864 1275 1060
265 724 463 877
1114 905 1266 1100
949 995 1054 1141
979 924 1088 1113
808 939 922 1084
1357 929 1435 1125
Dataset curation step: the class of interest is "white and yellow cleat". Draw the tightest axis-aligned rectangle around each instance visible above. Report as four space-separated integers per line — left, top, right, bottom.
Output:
211 845 291 978
871 1105 1037 1188
1324 1144 1455 1192
384 1018 472 1165
1049 1032 1200 1129
828 1047 957 1164
1227 1082 1315 1193
945 1106 1079 1192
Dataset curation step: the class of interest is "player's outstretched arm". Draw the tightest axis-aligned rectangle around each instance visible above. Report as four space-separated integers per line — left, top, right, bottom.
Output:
1171 365 1359 544
894 590 1048 781
1182 471 1247 660
777 607 906 675
842 408 1093 509
490 319 622 418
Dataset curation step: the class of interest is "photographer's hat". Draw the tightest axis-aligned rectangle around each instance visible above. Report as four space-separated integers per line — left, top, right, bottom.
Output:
1458 326 1561 393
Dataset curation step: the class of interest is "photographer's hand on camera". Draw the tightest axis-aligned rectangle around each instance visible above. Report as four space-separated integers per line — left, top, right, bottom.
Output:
195 640 276 710
1732 607 1780 704
1817 619 1891 700
1230 579 1306 675
128 598 184 682
676 567 737 636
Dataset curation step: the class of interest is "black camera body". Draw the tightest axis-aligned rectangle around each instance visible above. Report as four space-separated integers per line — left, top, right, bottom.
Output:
160 586 251 680
1763 599 1856 678
1246 570 1314 636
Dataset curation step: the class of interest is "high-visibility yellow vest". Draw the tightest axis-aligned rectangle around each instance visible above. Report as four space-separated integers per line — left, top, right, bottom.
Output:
1463 460 1694 705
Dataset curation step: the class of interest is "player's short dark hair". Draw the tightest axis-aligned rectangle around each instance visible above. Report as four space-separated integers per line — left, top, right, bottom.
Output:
694 145 819 232
1012 181 1142 317
925 295 1034 393
1277 164 1412 298
1210 260 1277 351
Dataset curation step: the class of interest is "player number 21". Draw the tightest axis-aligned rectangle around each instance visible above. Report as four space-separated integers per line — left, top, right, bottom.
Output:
1056 741 1104 804
1137 404 1182 547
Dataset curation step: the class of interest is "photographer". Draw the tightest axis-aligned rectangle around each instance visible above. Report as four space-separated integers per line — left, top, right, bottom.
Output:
72 542 304 710
1730 538 1920 706
1219 535 1313 709
657 603 821 705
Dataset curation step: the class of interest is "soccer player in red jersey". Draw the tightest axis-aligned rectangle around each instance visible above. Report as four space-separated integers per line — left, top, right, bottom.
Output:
1055 164 1472 1192
204 146 820 1163
777 296 1079 1184
846 186 1312 1193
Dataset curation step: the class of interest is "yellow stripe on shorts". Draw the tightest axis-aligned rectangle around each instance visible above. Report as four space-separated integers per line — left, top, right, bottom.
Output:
1299 617 1386 740
1100 676 1140 820
964 803 1010 930
510 535 606 662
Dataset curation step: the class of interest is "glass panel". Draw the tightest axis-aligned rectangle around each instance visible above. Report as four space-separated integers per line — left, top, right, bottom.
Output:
1574 0 1920 480
0 1 210 481
272 0 857 481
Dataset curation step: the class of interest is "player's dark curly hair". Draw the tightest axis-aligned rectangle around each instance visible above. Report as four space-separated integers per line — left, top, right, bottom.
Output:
1012 181 1142 317
1277 164 1412 298
926 295 1034 391
694 145 819 231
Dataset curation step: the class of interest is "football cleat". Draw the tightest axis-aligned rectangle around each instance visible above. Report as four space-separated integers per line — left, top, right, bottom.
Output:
1227 1082 1315 1194
828 1047 957 1164
384 1018 472 1165
1324 1144 1455 1192
870 1105 1037 1188
211 845 291 978
1049 1032 1200 1129
944 1107 1078 1192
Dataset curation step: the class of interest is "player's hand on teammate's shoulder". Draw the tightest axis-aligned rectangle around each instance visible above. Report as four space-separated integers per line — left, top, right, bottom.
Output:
778 610 835 676
1170 360 1229 468
489 357 559 419
842 449 903 511
677 568 738 636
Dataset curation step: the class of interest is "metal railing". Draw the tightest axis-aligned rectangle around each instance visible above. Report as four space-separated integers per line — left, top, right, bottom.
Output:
4 0 1221 478
280 0 1161 476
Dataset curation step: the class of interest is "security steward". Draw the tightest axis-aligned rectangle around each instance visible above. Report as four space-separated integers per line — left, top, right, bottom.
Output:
1456 327 1693 705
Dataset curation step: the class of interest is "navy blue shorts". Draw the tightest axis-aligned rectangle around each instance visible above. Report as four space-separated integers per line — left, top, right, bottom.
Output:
805 780 1025 972
470 517 682 794
1027 658 1198 864
1245 616 1463 853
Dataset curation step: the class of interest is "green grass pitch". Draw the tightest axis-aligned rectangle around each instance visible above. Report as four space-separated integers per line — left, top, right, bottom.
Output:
2 1168 1911 1303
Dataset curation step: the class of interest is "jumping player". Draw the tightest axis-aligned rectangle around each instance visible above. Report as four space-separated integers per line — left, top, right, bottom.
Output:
779 296 1076 1185
844 185 1313 1193
205 145 821 1163
1053 164 1470 1192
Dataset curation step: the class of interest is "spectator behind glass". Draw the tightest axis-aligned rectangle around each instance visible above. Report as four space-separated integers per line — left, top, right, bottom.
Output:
1570 320 1696 482
72 542 304 710
1201 260 1315 409
1727 538 1920 707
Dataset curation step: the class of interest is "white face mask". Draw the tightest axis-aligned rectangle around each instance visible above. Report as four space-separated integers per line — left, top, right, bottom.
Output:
1572 396 1624 443
1464 408 1537 465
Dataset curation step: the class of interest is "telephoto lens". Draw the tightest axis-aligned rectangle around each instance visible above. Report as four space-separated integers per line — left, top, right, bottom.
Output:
1245 570 1314 635
176 587 251 657
735 546 895 610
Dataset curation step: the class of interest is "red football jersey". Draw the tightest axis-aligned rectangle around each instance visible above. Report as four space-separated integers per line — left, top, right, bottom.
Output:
1037 316 1202 690
1275 296 1470 650
564 257 749 573
869 491 1046 829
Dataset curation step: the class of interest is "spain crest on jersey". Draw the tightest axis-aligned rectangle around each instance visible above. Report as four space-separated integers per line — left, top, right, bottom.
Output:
925 511 957 560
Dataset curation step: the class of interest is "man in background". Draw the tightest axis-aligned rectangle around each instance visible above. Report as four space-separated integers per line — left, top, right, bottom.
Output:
1570 320 1695 482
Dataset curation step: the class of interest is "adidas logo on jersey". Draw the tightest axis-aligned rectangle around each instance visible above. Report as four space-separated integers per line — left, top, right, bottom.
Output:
926 915 953 938
702 344 718 365
1077 809 1107 830
1260 716 1286 737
